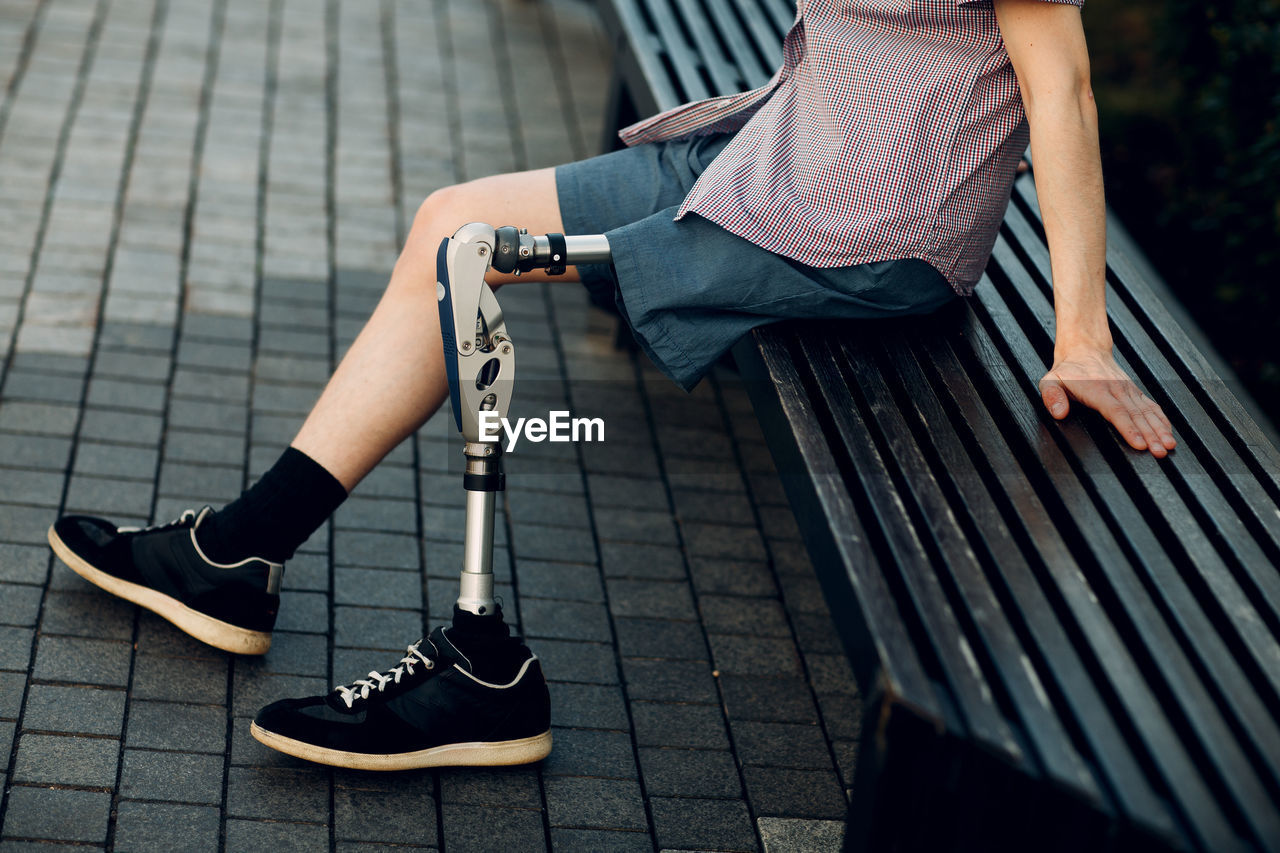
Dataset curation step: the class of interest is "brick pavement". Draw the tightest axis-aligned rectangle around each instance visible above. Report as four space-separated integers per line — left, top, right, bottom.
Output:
0 0 860 850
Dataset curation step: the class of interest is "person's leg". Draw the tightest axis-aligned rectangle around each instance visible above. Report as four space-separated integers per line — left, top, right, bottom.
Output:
292 166 579 491
194 167 583 566
47 166 578 655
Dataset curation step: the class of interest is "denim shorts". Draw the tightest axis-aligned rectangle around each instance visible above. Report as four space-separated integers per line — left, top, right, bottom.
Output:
554 133 957 391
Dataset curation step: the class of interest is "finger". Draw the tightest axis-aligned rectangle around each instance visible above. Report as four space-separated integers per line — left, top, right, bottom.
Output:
1143 399 1177 449
1121 389 1167 455
1040 377 1070 419
1104 404 1148 450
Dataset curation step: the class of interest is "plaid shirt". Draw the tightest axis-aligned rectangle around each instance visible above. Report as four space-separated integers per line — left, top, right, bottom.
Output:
618 0 1085 294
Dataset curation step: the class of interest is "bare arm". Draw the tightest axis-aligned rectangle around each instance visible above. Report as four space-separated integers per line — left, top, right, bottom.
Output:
994 0 1175 457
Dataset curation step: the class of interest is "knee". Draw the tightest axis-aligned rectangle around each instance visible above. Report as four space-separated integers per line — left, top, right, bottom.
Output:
411 184 473 246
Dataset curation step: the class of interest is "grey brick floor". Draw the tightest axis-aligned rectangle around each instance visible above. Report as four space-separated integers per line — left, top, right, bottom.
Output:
0 0 860 850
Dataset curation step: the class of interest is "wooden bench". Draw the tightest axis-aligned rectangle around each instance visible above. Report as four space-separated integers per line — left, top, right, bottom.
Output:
594 1 1280 851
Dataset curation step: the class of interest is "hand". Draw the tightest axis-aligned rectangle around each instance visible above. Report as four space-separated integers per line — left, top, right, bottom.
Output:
1039 349 1176 457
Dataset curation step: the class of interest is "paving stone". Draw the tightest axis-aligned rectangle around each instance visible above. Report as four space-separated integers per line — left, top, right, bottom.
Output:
549 828 652 852
333 567 422 610
757 817 846 853
63 474 153 518
1 787 112 843
542 726 637 779
21 684 127 736
613 617 706 661
85 376 167 412
0 626 34 670
545 775 647 831
588 473 669 511
806 653 858 696
639 747 743 798
38 588 135 639
78 408 164 446
598 542 685 580
814 692 862 742
0 544 48 584
334 495 417 533
520 597 612 643
228 715 307 768
790 611 845 655
224 818 331 852
650 796 758 852
507 489 590 528
440 804 544 853
275 590 330 634
0 433 72 471
0 468 65 508
333 529 419 570
333 781 439 844
94 349 171 382
333 605 423 649
708 633 803 677
72 440 159 480
718 676 821 725
3 370 85 404
0 671 26 719
230 672 327 719
0 583 42 627
509 522 596 563
0 401 80 435
731 720 833 770
698 595 792 637
112 801 221 853
157 462 244 500
742 766 848 819
547 682 630 731
670 487 756 526
226 765 330 822
0 719 13 773
632 702 729 750
33 636 132 685
532 639 617 685
605 578 696 620
126 700 225 753
131 654 229 704
118 748 224 803
592 506 678 546
512 558 602 602
682 522 767 562
168 398 248 434
776 573 829 616
12 732 119 786
438 765 542 808
621 657 718 704
134 611 223 659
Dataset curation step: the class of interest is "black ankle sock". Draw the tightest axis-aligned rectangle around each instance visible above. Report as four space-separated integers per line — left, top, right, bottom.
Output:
197 447 348 564
448 605 527 682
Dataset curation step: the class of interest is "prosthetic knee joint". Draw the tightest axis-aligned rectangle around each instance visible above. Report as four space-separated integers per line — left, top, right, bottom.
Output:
435 223 611 615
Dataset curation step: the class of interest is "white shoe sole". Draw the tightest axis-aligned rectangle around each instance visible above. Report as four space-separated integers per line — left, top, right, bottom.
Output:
48 524 272 656
250 721 552 770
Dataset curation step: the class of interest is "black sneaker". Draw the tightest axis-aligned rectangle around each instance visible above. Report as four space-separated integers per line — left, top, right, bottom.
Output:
47 507 282 655
251 626 552 770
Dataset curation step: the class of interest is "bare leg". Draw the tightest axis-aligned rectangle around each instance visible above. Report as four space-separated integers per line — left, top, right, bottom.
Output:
291 167 584 491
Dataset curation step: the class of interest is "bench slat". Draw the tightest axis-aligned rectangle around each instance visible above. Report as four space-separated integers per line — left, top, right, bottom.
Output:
900 330 1183 839
744 330 942 713
599 0 681 113
973 269 1280 851
1007 186 1280 577
643 0 712 103
839 333 1103 801
800 334 1024 758
699 0 773 87
669 0 747 94
998 202 1280 730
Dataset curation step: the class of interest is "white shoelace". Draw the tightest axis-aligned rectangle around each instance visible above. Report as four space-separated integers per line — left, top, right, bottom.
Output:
118 508 198 535
335 642 436 709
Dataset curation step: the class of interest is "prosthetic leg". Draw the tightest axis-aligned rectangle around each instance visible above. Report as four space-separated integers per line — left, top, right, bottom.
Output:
436 223 611 615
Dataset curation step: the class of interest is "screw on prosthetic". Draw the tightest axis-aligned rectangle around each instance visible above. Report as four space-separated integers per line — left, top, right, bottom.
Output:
435 223 611 616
